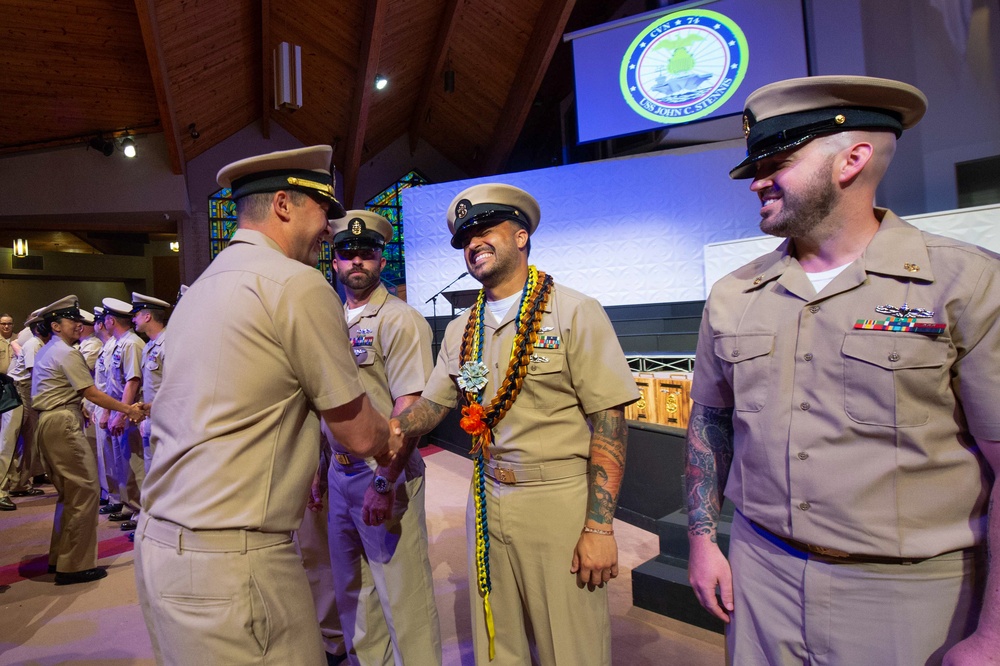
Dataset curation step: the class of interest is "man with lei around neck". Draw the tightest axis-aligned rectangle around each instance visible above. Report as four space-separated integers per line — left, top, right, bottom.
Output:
386 183 638 664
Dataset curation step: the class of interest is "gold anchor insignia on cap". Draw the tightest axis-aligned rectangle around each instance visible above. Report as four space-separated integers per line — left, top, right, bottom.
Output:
742 114 751 138
456 202 468 218
903 262 919 272
350 218 364 235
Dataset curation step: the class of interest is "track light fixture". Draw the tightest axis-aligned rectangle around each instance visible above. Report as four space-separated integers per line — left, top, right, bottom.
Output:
374 74 388 91
89 135 115 157
121 136 136 158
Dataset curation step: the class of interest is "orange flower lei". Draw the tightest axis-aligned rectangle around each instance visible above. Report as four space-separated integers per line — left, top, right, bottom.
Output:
460 403 488 437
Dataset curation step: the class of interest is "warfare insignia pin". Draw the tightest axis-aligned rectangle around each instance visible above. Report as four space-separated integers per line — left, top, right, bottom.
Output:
874 302 934 318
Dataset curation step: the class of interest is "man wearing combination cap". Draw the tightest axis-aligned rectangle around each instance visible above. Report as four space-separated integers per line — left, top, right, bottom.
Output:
7 311 50 497
313 209 441 665
685 75 1000 665
133 145 393 666
91 306 119 509
101 297 146 531
387 184 638 664
31 296 146 584
131 292 170 472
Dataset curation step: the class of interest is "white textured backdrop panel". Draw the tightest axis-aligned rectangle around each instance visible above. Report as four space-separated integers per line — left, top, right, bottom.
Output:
702 204 1000 296
404 144 758 317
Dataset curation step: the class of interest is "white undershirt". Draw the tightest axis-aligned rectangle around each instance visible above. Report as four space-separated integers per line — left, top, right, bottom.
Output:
806 264 850 293
345 305 366 323
486 292 520 322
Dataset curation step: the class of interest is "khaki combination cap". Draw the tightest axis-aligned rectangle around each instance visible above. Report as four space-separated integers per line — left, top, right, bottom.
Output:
216 145 347 219
730 75 927 179
79 310 95 325
102 297 133 318
131 292 172 313
446 183 540 249
332 210 393 251
39 295 86 323
24 308 45 327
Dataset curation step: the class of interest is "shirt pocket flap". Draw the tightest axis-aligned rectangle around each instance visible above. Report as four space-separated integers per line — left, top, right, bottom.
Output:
842 334 946 370
714 333 774 364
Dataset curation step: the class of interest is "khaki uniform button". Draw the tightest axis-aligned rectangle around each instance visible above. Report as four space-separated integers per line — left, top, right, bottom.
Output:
731 350 740 358
799 501 811 511
888 352 900 362
809 305 820 314
797 452 809 460
803 353 813 361
800 402 811 411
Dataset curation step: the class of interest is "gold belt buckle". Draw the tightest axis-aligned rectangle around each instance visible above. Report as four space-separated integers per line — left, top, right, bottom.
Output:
494 467 517 485
334 453 352 465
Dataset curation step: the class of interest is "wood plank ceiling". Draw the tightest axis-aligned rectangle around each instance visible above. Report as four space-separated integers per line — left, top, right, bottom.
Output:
0 0 581 205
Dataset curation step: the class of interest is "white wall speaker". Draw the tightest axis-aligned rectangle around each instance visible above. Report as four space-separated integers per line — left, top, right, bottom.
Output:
274 42 302 110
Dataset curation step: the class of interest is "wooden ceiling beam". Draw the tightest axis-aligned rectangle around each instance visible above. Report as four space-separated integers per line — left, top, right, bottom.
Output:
342 0 389 209
261 0 271 140
482 0 577 175
133 0 185 176
407 0 463 156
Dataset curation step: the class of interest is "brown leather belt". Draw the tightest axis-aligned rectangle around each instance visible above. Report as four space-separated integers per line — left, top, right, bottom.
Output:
750 520 929 565
483 458 588 486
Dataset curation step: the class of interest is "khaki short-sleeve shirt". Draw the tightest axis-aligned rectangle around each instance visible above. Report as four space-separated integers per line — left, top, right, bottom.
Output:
142 229 365 532
31 338 94 411
141 330 166 403
692 209 1000 558
106 330 144 400
422 281 638 464
77 335 103 372
327 284 433 456
94 337 115 392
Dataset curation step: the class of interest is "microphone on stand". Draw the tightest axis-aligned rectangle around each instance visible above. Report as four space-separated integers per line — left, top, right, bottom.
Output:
425 272 468 303
427 271 470 358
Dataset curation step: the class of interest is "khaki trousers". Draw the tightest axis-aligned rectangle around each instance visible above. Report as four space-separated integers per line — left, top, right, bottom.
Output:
327 455 441 666
35 405 100 572
727 510 982 666
135 515 326 666
112 424 144 514
0 404 22 498
295 494 346 656
95 410 120 503
11 379 43 489
467 466 610 665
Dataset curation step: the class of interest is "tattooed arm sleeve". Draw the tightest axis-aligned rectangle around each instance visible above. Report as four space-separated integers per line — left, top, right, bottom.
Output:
393 396 451 439
685 402 735 542
585 406 629 528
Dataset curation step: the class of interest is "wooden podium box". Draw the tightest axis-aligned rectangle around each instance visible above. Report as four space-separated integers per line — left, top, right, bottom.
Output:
654 374 692 429
624 374 658 423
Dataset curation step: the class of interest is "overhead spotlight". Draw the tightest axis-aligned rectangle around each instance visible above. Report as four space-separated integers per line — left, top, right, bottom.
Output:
121 136 137 158
13 239 28 258
169 241 180 253
188 123 200 139
443 69 455 93
374 75 388 91
89 136 115 157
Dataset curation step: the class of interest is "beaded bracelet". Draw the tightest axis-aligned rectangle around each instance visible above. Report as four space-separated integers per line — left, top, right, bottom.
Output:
582 526 614 536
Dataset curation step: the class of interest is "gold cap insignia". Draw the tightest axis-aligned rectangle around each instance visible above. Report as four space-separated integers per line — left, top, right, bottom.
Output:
350 218 364 236
742 114 751 138
456 201 468 219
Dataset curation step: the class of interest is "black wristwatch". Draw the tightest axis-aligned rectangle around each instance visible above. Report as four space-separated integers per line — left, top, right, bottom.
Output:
372 475 391 494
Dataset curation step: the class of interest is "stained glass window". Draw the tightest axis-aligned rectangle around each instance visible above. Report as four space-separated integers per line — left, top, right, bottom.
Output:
364 170 429 288
208 187 334 284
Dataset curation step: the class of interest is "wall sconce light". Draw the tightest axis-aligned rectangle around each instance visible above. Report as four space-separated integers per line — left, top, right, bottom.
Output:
443 69 455 93
121 136 137 158
374 74 388 91
169 241 180 253
89 135 115 157
13 239 29 257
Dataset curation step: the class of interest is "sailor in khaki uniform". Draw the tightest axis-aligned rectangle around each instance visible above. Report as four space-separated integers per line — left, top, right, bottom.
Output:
319 210 441 665
1 312 21 511
133 145 392 666
131 292 170 471
30 296 146 584
386 185 638 665
102 297 146 530
92 306 120 510
9 311 49 496
686 76 1000 665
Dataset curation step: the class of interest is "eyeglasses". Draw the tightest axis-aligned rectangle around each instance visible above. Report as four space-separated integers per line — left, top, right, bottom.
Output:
335 248 380 261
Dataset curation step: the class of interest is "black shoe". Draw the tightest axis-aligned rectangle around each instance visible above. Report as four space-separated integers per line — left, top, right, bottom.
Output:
108 511 134 522
9 488 44 497
0 497 15 511
99 503 123 515
48 564 56 574
54 568 108 585
99 497 109 506
127 532 135 543
119 520 138 531
32 475 50 486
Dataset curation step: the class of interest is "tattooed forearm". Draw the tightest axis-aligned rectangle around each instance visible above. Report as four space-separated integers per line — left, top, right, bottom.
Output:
586 407 628 526
395 397 450 438
685 403 735 542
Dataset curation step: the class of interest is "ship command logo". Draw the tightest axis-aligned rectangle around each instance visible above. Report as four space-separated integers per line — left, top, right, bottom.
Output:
620 9 749 124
